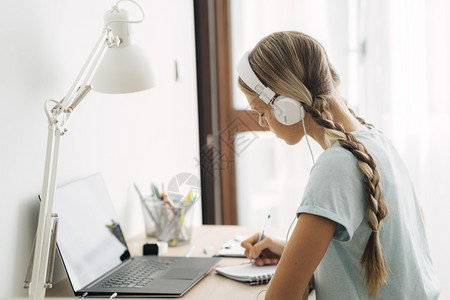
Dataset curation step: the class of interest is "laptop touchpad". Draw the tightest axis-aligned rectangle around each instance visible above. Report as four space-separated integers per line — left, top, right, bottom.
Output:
161 268 203 280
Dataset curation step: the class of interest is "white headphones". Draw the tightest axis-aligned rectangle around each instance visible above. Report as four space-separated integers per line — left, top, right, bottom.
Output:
237 50 305 126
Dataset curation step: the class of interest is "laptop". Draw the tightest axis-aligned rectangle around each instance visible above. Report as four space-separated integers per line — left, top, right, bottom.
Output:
51 173 220 297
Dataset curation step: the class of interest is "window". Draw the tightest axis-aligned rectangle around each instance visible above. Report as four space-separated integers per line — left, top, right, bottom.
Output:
229 0 352 229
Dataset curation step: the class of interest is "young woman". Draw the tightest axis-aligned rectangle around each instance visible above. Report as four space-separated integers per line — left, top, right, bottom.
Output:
238 31 440 300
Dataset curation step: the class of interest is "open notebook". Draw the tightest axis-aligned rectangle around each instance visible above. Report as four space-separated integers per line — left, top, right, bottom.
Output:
215 235 246 257
215 263 277 285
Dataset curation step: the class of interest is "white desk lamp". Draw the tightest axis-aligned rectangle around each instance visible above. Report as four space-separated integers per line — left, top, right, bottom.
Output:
23 1 155 299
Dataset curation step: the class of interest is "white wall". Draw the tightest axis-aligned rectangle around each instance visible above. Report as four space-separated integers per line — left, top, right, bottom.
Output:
0 0 201 297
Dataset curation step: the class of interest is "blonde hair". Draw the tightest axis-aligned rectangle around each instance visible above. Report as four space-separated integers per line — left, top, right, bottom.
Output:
238 31 388 297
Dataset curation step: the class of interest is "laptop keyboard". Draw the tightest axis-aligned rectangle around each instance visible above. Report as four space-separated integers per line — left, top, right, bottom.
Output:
98 258 176 289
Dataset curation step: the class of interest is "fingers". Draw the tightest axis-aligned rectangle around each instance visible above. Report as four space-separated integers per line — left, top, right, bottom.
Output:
251 237 274 258
241 234 280 264
254 256 279 266
241 233 260 249
241 233 261 260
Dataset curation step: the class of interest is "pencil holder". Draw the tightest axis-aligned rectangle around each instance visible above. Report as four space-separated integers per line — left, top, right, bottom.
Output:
141 197 164 237
141 197 195 246
157 201 195 247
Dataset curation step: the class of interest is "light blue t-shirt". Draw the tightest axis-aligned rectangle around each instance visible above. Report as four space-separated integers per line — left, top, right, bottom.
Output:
297 128 440 300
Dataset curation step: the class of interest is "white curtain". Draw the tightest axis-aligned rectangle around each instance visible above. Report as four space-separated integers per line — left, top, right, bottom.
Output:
358 0 450 297
231 0 449 296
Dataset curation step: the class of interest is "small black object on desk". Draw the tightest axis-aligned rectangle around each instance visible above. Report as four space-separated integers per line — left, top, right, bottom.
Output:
143 243 159 256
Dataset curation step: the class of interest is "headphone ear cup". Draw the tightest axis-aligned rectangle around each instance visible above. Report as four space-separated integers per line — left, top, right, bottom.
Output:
272 96 305 125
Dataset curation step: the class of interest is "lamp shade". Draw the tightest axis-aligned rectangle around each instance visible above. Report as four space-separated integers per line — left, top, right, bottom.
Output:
92 7 156 94
92 43 156 94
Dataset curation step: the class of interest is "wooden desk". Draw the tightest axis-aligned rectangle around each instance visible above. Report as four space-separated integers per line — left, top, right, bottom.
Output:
36 225 284 299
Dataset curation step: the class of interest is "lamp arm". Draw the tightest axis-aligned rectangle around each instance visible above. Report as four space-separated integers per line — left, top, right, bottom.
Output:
43 27 111 137
28 125 62 300
59 28 109 115
28 28 109 300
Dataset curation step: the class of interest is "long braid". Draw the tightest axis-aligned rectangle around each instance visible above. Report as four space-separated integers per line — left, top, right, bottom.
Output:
304 96 389 297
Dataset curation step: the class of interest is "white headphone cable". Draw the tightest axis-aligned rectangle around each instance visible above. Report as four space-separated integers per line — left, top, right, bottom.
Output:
285 119 316 244
302 119 315 165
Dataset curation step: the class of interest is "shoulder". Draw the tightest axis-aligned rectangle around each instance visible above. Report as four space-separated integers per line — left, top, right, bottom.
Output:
317 144 356 164
311 144 362 181
300 143 368 241
305 142 366 202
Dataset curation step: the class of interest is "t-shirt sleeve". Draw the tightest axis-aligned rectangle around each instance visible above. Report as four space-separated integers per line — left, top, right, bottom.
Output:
297 147 367 242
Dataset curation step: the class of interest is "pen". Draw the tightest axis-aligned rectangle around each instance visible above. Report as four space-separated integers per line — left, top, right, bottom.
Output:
134 183 160 227
161 182 176 214
151 182 162 200
253 214 271 263
258 214 271 243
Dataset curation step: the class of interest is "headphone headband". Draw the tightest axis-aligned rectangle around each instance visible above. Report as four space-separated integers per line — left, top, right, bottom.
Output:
237 51 275 104
237 50 305 126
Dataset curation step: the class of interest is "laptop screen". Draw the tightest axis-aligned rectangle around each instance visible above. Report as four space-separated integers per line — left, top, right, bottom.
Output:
53 173 128 292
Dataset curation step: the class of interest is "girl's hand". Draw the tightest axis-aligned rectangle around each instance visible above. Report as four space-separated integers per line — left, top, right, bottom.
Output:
241 233 285 266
